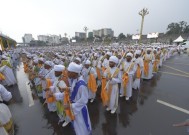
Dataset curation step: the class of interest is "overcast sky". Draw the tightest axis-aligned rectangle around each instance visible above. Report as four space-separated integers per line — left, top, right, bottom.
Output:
0 0 188 42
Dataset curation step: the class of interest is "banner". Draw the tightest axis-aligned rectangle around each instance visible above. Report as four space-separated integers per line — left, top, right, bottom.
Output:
132 34 140 40
147 32 159 39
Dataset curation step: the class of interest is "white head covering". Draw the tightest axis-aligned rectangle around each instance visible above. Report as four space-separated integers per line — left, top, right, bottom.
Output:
45 61 54 67
38 57 45 62
27 54 32 59
54 65 65 72
109 56 118 64
147 48 152 51
75 57 81 62
85 60 91 65
126 52 133 58
135 50 141 55
2 55 7 60
67 62 82 74
94 53 98 57
33 59 38 63
106 52 112 56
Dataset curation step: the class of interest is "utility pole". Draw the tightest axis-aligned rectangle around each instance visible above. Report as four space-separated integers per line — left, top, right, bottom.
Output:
83 26 88 46
139 8 149 44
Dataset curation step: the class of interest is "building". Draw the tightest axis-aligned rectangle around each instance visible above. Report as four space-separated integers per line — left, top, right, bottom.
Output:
93 30 100 37
23 34 33 43
104 28 114 37
50 35 61 44
38 35 61 45
88 32 93 38
38 35 49 43
75 32 86 39
93 28 114 38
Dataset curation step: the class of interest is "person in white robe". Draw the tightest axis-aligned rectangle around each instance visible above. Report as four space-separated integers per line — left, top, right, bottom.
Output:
0 84 14 135
133 50 144 90
102 52 112 70
142 48 154 80
0 56 17 86
34 58 45 97
54 62 92 135
48 65 71 127
41 61 56 112
120 53 135 100
92 53 102 87
81 60 97 103
104 56 121 114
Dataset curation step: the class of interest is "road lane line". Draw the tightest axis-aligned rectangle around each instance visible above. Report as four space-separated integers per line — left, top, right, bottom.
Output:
157 99 189 114
158 71 189 78
163 65 189 75
26 82 34 107
165 62 189 66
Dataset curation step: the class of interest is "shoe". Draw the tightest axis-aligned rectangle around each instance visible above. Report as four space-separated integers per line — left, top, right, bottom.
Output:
90 99 94 103
106 107 111 111
58 119 64 124
125 97 130 100
120 94 124 97
111 108 116 114
62 121 69 127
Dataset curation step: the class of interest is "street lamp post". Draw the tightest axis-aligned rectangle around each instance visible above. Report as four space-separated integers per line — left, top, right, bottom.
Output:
83 26 88 46
139 8 149 44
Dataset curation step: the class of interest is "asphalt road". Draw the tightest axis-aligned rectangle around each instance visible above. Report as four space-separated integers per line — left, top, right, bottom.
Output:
6 53 189 135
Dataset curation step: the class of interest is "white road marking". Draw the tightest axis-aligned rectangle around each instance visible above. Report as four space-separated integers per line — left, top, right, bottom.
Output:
157 99 189 115
164 65 189 75
158 71 189 78
26 82 34 107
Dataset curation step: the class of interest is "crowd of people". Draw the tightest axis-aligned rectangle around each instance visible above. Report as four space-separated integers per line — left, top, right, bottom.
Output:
0 49 20 135
0 44 186 135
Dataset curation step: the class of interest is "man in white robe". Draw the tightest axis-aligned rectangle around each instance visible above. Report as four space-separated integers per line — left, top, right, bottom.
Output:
120 53 135 100
48 65 70 127
104 56 121 114
92 53 102 87
54 62 91 135
142 48 154 80
41 61 56 112
0 56 17 86
102 52 112 69
133 50 144 90
0 84 14 135
81 60 97 103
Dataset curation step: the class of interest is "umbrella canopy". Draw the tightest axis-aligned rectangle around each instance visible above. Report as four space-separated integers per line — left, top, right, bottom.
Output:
173 35 184 43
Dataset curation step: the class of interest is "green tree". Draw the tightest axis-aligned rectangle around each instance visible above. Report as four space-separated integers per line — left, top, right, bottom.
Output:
118 33 126 40
166 21 189 34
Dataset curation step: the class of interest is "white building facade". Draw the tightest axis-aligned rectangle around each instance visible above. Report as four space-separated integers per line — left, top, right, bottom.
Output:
23 34 33 43
93 28 114 37
38 35 61 45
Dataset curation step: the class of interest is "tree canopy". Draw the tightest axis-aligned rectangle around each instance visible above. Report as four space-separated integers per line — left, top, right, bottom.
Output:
166 21 189 34
118 33 126 40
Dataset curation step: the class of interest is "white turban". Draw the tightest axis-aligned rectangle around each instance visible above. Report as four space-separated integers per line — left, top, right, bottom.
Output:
109 56 118 64
126 52 133 58
27 54 32 59
75 57 81 62
2 55 7 60
33 59 38 63
45 61 54 67
147 48 152 51
38 58 45 62
85 60 91 65
135 50 141 55
106 52 112 56
54 65 65 72
67 62 82 74
94 53 98 57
